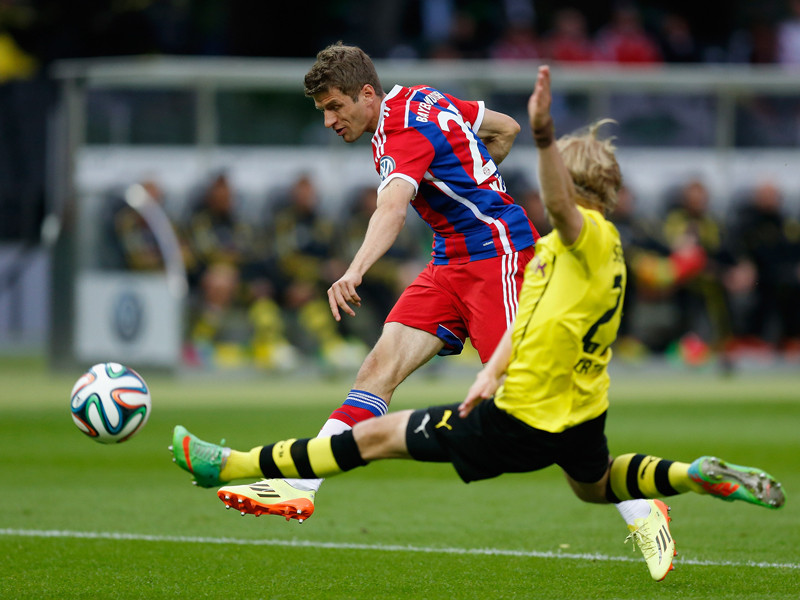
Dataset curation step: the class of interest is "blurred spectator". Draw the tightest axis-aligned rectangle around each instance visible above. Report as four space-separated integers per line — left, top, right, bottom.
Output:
608 184 724 361
518 187 551 238
750 20 779 64
728 17 778 64
186 261 297 370
188 261 247 367
657 12 702 63
269 174 366 369
428 9 486 59
594 5 662 64
418 0 456 48
727 180 800 352
544 8 595 63
610 186 642 342
183 171 267 283
661 178 735 363
609 185 675 357
337 185 427 347
777 0 800 64
503 169 551 236
490 21 541 60
183 172 292 369
110 180 194 272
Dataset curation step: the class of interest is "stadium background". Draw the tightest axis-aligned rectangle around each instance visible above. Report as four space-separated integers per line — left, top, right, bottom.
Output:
1 0 800 371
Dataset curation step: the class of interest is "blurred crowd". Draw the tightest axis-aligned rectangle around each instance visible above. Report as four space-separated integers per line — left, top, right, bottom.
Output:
2 1 800 367
106 170 800 372
509 171 800 370
4 1 800 240
610 177 800 369
3 1 800 65
107 173 429 372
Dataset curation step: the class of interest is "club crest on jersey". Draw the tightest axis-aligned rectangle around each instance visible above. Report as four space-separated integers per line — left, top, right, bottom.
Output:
379 156 396 181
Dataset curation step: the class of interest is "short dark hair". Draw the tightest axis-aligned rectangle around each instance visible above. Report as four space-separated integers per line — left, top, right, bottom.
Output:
303 42 384 100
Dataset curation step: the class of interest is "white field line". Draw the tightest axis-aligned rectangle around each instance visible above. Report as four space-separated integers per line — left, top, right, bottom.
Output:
1 528 798 571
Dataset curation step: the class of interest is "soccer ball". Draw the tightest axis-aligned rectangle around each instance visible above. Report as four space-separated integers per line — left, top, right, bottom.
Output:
70 362 151 444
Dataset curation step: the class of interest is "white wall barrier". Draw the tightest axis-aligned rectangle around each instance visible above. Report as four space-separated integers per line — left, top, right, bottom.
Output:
74 272 182 367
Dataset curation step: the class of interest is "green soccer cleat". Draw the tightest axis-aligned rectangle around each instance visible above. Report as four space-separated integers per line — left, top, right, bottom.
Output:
688 456 785 509
625 499 677 582
169 425 230 488
218 479 316 523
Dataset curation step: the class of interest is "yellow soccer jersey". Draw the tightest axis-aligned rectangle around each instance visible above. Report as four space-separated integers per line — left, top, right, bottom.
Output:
494 205 626 433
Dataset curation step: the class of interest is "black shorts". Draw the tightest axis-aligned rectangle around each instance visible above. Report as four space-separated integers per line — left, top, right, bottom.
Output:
405 399 610 484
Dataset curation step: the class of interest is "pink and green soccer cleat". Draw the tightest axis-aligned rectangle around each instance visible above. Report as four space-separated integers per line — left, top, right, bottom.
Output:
169 425 230 488
688 456 785 509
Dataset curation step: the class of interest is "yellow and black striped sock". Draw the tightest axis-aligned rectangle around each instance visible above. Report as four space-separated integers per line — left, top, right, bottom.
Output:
220 446 263 481
606 453 703 502
258 430 367 479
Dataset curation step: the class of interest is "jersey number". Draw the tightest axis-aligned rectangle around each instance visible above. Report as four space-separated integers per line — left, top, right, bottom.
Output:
437 111 493 184
582 274 623 355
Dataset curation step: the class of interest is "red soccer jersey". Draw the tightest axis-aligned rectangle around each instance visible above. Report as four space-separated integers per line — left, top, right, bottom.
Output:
372 84 536 265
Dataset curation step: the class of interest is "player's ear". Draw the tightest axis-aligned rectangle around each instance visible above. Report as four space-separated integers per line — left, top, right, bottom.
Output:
361 84 376 104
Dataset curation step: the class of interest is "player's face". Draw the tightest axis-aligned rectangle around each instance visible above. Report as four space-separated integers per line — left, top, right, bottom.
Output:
313 86 377 143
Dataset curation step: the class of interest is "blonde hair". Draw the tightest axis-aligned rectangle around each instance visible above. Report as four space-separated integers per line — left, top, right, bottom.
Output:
557 119 622 214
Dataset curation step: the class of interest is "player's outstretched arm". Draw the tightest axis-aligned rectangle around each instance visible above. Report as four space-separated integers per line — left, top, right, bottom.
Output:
528 66 583 246
328 177 414 320
476 109 520 165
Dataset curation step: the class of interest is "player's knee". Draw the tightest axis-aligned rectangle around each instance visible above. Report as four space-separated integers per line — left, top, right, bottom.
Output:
571 485 607 504
353 411 412 461
564 471 609 504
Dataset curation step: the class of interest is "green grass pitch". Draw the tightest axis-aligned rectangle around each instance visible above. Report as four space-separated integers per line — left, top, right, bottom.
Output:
1 356 798 599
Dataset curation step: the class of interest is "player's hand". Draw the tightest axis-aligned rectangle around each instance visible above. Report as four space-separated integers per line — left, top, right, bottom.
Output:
527 65 552 131
459 368 500 418
327 271 362 321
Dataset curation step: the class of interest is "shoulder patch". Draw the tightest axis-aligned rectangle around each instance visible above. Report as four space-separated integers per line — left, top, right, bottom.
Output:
379 156 396 181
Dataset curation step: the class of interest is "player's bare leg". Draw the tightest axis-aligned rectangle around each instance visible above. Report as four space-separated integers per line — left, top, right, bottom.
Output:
351 322 446 400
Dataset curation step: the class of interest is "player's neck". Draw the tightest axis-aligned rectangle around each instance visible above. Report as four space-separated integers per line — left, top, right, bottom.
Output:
577 197 606 216
366 93 387 133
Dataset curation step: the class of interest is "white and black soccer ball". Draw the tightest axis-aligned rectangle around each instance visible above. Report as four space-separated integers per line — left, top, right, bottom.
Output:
70 362 151 444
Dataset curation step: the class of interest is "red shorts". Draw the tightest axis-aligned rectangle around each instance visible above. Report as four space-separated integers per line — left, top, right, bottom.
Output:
385 247 535 363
